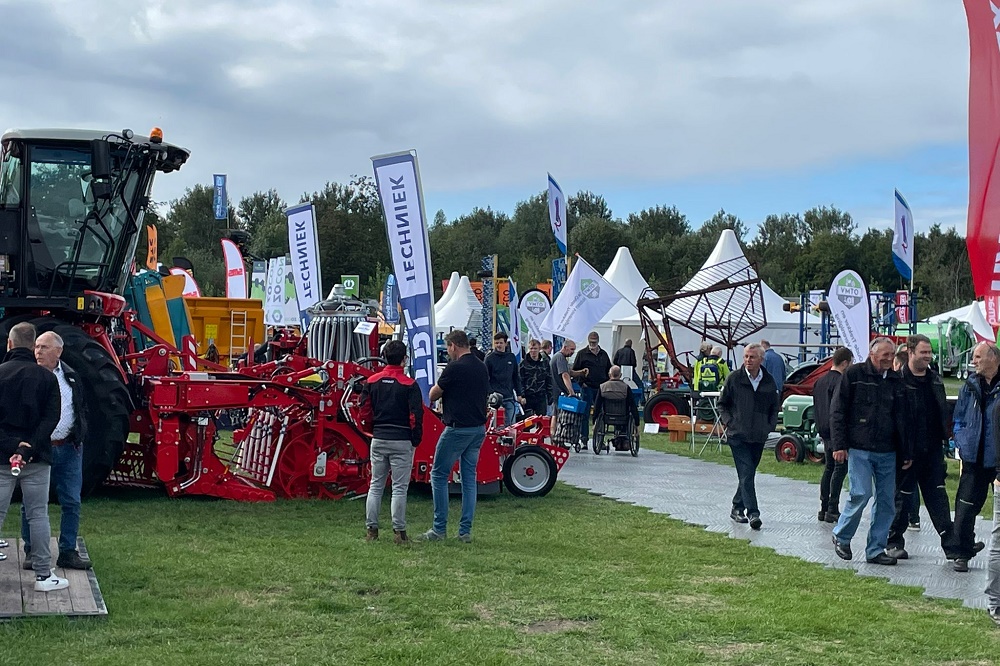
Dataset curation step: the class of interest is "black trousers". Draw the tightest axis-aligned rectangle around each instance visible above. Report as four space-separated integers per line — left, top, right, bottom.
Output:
943 462 996 559
819 438 848 514
524 393 548 418
887 447 953 550
729 436 766 517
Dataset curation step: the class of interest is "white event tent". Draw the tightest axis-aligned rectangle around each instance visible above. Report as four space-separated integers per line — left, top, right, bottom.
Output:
434 273 482 335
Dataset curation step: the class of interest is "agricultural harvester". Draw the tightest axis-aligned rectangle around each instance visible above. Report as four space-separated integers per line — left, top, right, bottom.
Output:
0 128 567 502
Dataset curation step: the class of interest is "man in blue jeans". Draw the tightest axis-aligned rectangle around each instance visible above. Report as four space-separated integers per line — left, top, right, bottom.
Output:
422 330 489 543
830 337 912 566
22 331 92 570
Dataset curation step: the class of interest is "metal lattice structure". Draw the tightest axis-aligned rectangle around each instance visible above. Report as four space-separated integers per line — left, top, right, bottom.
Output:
638 255 767 381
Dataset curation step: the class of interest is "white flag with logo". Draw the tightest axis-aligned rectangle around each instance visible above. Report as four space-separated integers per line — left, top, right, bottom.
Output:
285 203 322 324
827 269 871 364
508 278 522 362
892 189 914 281
539 256 626 343
518 289 551 345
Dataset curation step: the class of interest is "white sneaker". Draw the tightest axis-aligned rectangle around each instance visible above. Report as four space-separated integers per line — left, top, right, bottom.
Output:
34 574 69 592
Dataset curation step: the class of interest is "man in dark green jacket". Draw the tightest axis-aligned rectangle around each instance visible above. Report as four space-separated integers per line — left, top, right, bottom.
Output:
718 344 780 530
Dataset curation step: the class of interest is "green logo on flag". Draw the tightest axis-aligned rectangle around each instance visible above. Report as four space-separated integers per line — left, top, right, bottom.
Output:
581 279 600 299
835 273 863 309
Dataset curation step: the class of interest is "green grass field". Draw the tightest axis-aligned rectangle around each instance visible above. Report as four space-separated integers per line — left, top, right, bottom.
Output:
1 451 999 665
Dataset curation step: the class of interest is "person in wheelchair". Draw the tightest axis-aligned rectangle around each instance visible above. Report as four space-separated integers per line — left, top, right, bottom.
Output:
592 365 640 453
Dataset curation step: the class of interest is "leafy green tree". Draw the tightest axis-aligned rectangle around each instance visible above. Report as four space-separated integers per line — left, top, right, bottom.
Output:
569 215 626 272
237 189 287 260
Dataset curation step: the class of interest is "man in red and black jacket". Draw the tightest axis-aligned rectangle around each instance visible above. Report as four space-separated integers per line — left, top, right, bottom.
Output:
360 340 423 545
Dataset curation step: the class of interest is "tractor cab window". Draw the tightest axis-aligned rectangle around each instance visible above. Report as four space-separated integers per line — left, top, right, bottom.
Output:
25 144 141 295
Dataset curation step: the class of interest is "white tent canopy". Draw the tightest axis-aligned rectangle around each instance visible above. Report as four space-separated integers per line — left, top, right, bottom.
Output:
435 275 482 335
587 247 655 349
927 300 996 343
434 271 461 319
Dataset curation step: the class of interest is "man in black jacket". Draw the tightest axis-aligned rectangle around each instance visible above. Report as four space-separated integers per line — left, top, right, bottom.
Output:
830 337 911 566
0 323 64 591
573 331 612 446
815 347 854 523
885 335 955 561
360 340 423 545
519 339 552 417
718 344 780 530
484 332 522 426
20 331 91 570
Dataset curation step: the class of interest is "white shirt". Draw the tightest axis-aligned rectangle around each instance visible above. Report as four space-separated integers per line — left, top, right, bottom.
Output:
746 367 763 392
49 361 75 441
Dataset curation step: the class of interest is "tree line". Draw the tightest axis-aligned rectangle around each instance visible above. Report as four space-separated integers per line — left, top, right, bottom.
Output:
143 177 974 317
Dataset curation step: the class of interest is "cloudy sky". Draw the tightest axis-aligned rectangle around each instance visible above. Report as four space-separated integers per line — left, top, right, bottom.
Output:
0 0 972 235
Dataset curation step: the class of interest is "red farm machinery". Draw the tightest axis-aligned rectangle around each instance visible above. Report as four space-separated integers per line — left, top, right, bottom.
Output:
0 128 568 502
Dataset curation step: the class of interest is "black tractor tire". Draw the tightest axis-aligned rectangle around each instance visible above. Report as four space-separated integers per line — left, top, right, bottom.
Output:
643 392 690 431
774 434 807 463
3 318 131 495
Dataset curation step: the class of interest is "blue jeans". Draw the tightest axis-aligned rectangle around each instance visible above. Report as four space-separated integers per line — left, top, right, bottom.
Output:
23 442 82 554
502 399 517 426
833 449 896 560
580 387 598 441
430 425 485 536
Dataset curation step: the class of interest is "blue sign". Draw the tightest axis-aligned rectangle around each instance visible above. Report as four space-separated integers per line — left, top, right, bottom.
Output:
213 174 228 221
383 273 399 324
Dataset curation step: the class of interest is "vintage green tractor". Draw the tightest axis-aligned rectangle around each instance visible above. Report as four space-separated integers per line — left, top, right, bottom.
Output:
774 395 825 463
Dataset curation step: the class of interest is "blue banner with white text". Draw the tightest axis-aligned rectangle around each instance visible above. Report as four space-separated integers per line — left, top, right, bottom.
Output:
213 174 228 221
372 152 437 402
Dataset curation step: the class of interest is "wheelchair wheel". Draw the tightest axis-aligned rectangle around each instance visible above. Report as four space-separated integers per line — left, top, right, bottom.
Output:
593 418 605 455
630 429 640 457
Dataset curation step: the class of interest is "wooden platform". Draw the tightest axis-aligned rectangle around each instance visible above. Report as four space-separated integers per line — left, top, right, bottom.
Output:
0 537 106 619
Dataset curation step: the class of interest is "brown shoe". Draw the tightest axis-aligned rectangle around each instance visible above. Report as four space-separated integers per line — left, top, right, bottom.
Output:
394 530 409 545
366 527 379 542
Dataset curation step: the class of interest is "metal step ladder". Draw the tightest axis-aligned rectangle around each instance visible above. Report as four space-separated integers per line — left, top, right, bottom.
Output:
230 310 248 357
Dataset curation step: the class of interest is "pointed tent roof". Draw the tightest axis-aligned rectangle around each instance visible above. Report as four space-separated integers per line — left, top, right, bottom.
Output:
435 271 461 317
666 229 808 326
600 247 656 322
436 275 482 334
928 300 995 343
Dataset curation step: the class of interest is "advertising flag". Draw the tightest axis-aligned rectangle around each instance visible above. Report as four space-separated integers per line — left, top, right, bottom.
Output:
518 289 551 344
145 224 158 270
547 173 567 255
250 260 267 302
220 238 247 299
508 279 522 361
892 189 914 281
539 256 626 343
372 151 437 401
213 174 228 220
481 255 495 342
282 256 300 326
264 258 285 326
169 267 202 298
285 203 322 325
383 274 400 324
827 270 871 364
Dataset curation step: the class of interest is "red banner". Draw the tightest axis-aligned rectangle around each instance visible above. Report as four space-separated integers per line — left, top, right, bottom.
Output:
895 290 910 324
965 0 1000 300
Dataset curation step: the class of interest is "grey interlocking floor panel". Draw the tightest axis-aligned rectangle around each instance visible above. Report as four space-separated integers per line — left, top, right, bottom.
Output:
559 449 992 609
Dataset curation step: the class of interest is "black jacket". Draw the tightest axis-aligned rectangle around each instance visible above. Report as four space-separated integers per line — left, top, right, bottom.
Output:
519 354 552 399
900 364 949 455
573 346 612 390
359 365 423 446
718 367 780 443
612 346 637 369
830 359 909 457
57 362 88 446
593 379 640 424
812 369 841 441
0 347 60 464
484 350 521 399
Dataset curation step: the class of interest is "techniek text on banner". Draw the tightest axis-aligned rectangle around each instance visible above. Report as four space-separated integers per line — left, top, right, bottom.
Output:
285 203 322 326
372 151 437 402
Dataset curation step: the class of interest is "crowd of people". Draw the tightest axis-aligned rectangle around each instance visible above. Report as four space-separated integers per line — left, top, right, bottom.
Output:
0 323 94 594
